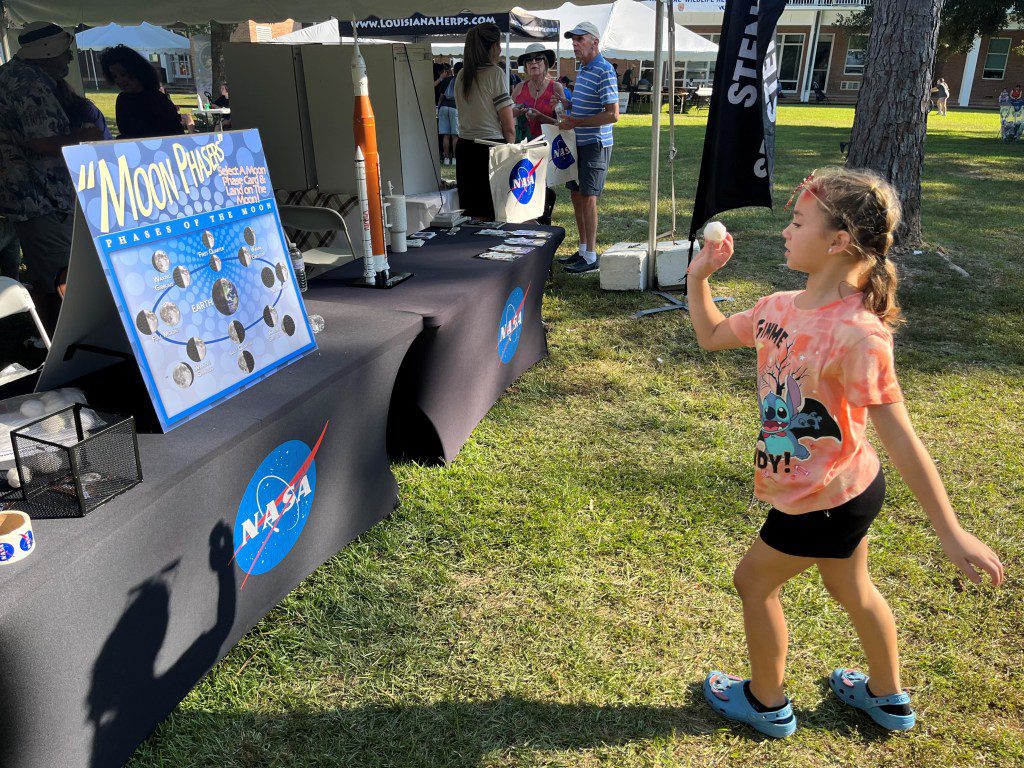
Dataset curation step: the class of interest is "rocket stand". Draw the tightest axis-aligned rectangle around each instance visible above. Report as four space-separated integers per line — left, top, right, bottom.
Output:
352 270 414 289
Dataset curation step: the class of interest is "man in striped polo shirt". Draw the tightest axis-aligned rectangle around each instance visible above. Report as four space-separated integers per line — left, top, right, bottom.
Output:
556 21 619 274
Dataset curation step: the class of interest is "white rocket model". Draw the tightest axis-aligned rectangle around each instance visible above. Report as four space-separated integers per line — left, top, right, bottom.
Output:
350 22 411 288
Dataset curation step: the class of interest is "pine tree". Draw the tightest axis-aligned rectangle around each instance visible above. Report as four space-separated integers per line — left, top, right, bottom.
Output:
845 0 943 248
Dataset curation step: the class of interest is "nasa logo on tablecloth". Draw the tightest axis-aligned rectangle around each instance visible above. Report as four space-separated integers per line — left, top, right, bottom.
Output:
509 159 539 204
551 135 575 170
20 530 33 552
233 424 327 582
0 542 14 562
498 285 528 365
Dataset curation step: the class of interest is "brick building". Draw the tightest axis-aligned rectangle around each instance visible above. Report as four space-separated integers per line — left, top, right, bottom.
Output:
588 0 1021 109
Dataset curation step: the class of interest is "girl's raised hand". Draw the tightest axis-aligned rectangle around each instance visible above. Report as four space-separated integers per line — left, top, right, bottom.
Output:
687 233 734 281
941 528 1005 586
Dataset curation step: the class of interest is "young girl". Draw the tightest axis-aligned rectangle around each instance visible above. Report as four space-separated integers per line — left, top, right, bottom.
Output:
687 167 1004 738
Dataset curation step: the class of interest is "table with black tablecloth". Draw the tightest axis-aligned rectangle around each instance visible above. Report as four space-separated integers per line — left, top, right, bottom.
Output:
311 224 564 463
0 302 421 768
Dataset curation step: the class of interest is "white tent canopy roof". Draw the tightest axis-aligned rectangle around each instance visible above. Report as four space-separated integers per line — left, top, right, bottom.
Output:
1 0 601 28
75 22 190 53
431 2 716 60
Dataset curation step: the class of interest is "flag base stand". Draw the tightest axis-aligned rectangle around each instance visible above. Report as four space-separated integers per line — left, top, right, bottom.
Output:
633 291 731 319
351 271 414 289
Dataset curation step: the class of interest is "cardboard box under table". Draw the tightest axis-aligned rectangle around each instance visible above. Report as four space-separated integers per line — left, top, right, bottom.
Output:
0 302 421 768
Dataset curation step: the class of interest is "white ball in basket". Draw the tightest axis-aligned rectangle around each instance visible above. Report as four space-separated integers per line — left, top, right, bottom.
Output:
703 221 728 245
6 467 30 487
19 399 45 419
35 451 62 474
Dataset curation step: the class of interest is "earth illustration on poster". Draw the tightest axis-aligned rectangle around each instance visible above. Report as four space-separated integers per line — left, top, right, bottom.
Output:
63 130 316 431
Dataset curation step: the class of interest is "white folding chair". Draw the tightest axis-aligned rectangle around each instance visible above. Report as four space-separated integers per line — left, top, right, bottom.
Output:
0 277 51 388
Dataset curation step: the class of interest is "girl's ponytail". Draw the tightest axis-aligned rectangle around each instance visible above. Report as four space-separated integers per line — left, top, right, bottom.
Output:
804 167 904 330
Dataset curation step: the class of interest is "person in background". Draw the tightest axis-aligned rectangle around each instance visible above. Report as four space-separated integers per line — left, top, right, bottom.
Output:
53 76 113 140
100 45 184 139
621 65 635 91
1010 83 1023 102
498 60 522 90
934 78 949 116
556 21 619 274
437 62 461 166
454 23 515 220
212 83 230 109
511 43 565 225
559 75 574 99
0 22 104 329
998 88 1010 105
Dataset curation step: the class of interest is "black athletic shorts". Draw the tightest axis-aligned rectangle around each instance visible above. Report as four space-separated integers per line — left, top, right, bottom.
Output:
759 469 886 559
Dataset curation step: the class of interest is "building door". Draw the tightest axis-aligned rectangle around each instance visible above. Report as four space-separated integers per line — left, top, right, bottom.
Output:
810 33 834 93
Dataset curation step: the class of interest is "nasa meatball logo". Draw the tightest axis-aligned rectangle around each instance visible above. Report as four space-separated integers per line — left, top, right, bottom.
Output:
498 284 530 365
0 542 14 562
551 135 575 170
232 422 328 586
509 159 541 205
19 530 33 552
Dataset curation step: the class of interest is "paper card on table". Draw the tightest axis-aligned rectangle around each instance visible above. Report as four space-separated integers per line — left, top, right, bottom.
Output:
510 229 551 238
410 231 437 239
473 229 509 237
474 251 521 261
506 238 546 246
44 130 316 432
405 239 426 248
489 244 532 255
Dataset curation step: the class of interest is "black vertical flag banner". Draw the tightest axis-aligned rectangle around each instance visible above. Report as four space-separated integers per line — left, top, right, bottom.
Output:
688 0 788 240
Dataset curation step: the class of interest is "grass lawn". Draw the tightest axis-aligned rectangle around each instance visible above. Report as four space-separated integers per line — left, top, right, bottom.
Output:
127 105 1023 767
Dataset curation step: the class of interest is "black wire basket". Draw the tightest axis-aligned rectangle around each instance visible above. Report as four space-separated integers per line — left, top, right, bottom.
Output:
6 404 142 519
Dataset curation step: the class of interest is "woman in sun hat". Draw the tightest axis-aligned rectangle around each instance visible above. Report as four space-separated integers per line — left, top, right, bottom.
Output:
511 43 565 225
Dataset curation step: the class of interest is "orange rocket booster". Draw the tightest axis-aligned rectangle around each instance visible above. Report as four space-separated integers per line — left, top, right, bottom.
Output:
351 33 387 263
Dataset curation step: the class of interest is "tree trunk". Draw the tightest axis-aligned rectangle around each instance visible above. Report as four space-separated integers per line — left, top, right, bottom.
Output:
846 0 943 249
210 21 237 94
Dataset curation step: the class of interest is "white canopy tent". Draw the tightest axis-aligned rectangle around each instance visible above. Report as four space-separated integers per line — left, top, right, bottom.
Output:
75 21 190 53
430 1 717 61
1 0 690 286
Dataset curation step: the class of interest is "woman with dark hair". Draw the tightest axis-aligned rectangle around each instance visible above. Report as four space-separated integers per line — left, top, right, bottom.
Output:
52 77 113 140
99 44 183 139
454 23 515 219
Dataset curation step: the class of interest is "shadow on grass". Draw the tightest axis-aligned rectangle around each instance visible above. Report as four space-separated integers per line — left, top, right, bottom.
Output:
144 688 733 766
139 683 902 766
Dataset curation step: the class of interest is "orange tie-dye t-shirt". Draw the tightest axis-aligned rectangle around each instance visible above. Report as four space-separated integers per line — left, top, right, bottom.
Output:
727 290 902 514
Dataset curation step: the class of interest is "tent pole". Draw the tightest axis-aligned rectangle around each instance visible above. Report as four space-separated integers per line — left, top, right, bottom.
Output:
667 1 677 239
505 32 511 91
88 50 99 90
0 18 12 64
555 25 560 80
647 0 666 286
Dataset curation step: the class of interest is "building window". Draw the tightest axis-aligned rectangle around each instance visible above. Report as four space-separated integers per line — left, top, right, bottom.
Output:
840 81 861 91
982 38 1011 80
255 24 273 42
775 33 805 92
844 34 868 76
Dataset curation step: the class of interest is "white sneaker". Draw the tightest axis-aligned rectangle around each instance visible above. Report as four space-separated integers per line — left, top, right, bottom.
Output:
450 156 456 166
443 157 451 166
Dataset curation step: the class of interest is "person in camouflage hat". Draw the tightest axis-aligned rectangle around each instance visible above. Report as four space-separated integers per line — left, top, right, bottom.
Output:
0 22 103 328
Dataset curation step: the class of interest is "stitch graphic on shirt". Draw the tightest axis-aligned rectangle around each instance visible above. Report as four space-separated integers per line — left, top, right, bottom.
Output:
756 339 841 473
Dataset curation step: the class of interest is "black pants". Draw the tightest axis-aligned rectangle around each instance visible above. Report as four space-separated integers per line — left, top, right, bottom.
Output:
538 188 556 226
455 137 504 220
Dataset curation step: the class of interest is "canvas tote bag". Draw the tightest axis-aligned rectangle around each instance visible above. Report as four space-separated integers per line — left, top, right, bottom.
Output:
540 124 579 187
485 137 549 223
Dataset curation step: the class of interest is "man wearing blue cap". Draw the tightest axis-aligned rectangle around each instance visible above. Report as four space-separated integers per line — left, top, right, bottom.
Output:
556 21 619 274
0 22 103 327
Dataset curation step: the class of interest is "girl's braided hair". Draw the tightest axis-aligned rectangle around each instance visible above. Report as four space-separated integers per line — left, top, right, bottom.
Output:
802 166 904 329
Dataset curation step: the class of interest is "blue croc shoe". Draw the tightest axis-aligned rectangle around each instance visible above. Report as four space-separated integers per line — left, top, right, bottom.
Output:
703 671 797 738
829 668 916 731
